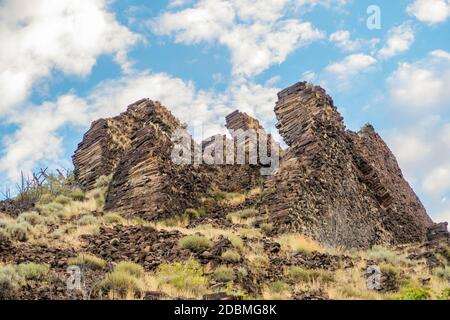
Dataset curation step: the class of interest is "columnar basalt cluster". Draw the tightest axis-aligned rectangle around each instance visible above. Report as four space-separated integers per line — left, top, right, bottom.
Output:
73 99 181 191
262 82 433 247
72 81 444 247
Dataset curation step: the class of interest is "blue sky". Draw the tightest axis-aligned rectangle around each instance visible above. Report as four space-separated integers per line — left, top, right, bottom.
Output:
0 0 450 223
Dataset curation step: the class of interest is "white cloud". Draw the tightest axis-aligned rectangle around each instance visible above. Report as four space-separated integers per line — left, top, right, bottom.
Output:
389 134 431 170
0 0 140 115
221 20 324 77
0 95 90 180
423 167 450 194
407 0 450 24
0 71 280 181
152 0 326 78
378 23 415 59
329 30 379 52
387 122 450 201
169 0 194 7
388 50 450 111
325 54 377 78
432 209 450 223
386 51 450 222
302 70 317 81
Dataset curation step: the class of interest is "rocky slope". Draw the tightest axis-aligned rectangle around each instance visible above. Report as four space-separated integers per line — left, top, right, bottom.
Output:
0 81 448 301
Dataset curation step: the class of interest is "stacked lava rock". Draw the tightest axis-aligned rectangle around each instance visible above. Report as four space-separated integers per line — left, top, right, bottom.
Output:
74 99 211 220
73 99 179 191
225 110 280 169
262 82 433 248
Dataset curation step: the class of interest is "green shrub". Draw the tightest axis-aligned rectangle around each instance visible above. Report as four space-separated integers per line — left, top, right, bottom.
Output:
157 260 207 295
115 261 144 278
78 214 97 226
67 254 106 270
236 267 248 277
269 281 290 293
68 189 86 202
437 288 450 300
103 213 124 225
37 202 64 218
54 195 72 205
239 228 262 238
213 265 235 282
0 265 22 300
185 208 206 219
248 256 270 276
226 208 258 222
260 223 273 233
17 263 49 281
0 218 10 229
178 235 212 252
396 287 430 300
100 270 142 299
226 235 244 252
38 193 54 205
17 211 43 226
0 229 10 241
221 250 241 262
433 266 450 281
6 221 32 242
441 245 450 262
285 266 334 283
95 175 112 189
380 263 400 279
367 245 407 266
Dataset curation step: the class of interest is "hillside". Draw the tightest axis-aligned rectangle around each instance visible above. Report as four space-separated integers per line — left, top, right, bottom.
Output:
0 82 449 300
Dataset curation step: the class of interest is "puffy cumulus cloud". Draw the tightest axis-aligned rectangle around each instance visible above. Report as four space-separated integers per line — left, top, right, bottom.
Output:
386 121 450 221
387 50 450 112
309 53 377 92
295 0 349 10
0 0 140 115
329 30 379 52
0 95 90 181
377 23 415 59
325 54 377 79
0 71 280 181
433 209 450 224
152 0 330 78
386 51 450 222
221 21 324 77
423 167 450 194
407 0 450 24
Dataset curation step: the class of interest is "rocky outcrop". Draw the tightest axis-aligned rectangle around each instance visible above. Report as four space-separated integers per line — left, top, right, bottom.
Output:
104 121 211 221
74 99 269 221
427 222 449 241
262 82 433 248
73 82 437 248
73 99 180 190
225 110 281 175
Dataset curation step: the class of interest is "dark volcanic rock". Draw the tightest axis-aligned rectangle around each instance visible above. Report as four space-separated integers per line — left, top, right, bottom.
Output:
73 99 181 191
104 121 210 221
427 222 449 241
82 225 185 270
262 82 433 248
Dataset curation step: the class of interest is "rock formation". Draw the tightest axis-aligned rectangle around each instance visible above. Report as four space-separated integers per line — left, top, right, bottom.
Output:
73 99 180 190
104 120 211 221
262 82 433 248
74 102 268 221
73 81 442 247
